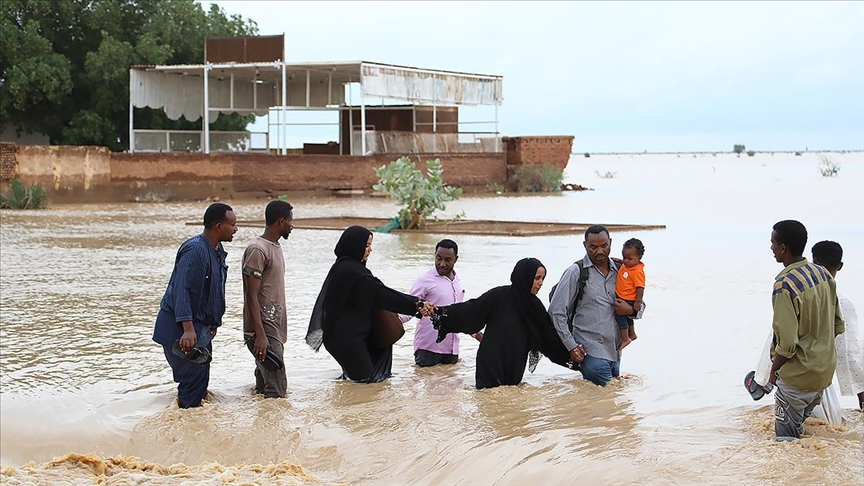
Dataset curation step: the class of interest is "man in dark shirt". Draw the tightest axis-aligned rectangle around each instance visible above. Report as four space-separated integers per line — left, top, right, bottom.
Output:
152 203 237 408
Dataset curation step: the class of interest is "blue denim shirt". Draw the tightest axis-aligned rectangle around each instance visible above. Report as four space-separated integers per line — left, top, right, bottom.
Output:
153 234 228 346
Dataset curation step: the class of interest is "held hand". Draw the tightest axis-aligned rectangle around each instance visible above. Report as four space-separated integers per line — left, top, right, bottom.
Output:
179 329 197 353
614 298 635 316
253 334 269 362
769 371 778 386
418 301 437 317
210 327 218 337
569 345 585 363
472 332 484 342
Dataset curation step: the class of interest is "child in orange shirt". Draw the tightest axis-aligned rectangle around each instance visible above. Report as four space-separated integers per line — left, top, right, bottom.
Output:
616 238 645 350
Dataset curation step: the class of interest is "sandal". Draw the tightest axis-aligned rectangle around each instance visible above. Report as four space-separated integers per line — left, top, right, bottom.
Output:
743 370 773 401
172 340 212 365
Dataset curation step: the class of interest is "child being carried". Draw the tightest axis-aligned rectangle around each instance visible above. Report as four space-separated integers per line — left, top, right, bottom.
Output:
615 238 646 350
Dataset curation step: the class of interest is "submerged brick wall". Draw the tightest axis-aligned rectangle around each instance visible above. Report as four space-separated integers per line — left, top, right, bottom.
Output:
14 146 507 202
504 136 574 176
0 142 18 182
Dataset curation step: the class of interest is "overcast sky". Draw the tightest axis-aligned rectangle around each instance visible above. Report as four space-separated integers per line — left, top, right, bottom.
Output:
204 1 864 152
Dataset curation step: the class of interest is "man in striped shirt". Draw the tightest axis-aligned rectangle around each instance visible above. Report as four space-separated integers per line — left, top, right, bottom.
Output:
768 220 844 441
152 203 237 408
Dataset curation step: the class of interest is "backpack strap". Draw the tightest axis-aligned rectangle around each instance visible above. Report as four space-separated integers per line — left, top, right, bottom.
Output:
566 260 590 334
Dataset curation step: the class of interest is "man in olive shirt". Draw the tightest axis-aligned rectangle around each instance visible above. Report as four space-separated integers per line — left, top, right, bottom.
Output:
243 200 294 398
768 220 844 441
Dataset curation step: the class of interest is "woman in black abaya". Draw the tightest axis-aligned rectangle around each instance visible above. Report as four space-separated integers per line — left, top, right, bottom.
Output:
306 226 430 383
432 257 578 389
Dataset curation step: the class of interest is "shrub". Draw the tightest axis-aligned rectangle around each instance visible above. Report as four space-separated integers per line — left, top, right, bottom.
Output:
584 152 591 158
0 178 48 209
733 144 746 154
509 164 564 193
818 154 840 177
747 150 755 156
373 156 463 229
595 170 617 179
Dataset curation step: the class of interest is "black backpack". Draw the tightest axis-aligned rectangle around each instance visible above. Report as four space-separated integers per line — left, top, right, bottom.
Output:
549 261 590 333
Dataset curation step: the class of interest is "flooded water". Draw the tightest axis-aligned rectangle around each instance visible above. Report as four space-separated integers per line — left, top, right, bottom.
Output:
1 152 863 484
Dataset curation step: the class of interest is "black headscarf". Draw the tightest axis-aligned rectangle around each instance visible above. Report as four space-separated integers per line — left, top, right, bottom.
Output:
509 257 551 372
305 226 374 351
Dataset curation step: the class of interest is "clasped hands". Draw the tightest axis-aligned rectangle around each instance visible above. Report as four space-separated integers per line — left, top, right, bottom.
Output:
416 300 437 317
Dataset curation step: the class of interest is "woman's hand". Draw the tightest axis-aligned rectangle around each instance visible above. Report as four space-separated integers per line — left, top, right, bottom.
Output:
417 300 437 317
569 344 585 363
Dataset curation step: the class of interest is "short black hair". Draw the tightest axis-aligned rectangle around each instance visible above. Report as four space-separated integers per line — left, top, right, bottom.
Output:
584 224 610 241
812 240 842 270
203 203 233 228
265 200 293 226
772 220 808 257
623 238 645 257
436 239 458 257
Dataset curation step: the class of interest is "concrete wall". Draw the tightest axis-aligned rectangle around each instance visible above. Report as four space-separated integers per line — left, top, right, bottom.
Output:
16 145 112 193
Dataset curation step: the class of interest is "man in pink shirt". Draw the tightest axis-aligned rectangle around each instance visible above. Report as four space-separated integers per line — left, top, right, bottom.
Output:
402 239 479 366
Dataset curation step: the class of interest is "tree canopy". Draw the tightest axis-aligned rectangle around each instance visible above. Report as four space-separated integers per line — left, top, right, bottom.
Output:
0 0 258 150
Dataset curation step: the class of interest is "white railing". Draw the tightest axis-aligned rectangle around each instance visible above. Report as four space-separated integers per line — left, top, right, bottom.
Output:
132 130 269 153
351 130 502 155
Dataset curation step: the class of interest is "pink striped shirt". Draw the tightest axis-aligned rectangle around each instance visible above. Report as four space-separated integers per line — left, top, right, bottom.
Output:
401 267 465 354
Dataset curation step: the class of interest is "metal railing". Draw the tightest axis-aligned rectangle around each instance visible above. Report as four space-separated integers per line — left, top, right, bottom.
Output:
351 130 502 155
132 130 269 153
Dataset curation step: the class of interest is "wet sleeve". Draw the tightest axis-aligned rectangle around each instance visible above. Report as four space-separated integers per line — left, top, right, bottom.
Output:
352 276 420 316
771 286 798 359
172 242 209 323
547 265 579 351
437 289 498 335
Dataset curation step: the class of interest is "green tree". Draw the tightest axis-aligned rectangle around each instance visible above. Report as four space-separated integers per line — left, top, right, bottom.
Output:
373 156 463 230
0 0 258 150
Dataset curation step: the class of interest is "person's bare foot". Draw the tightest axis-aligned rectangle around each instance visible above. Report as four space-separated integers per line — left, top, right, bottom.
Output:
619 336 632 350
628 327 638 341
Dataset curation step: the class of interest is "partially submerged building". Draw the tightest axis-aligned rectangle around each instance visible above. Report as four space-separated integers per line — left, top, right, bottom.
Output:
129 34 504 157
1 34 573 202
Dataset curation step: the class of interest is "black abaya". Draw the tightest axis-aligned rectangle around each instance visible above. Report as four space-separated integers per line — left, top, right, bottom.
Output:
433 258 576 389
306 226 420 383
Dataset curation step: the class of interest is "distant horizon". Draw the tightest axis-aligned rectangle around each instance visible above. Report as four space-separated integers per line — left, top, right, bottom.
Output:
571 148 864 155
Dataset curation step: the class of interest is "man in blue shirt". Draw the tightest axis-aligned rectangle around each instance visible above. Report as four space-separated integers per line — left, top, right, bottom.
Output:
153 203 237 408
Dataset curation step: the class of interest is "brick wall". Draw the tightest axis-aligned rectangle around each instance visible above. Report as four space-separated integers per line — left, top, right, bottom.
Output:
503 136 574 176
14 145 506 202
0 142 18 182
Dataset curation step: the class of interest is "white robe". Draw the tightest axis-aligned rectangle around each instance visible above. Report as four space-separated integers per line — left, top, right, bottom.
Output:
754 293 863 426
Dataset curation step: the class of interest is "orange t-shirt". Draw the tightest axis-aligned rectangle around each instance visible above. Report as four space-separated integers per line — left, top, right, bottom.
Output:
616 262 646 301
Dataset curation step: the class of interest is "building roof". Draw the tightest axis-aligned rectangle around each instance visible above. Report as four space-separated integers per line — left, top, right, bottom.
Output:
131 60 503 117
